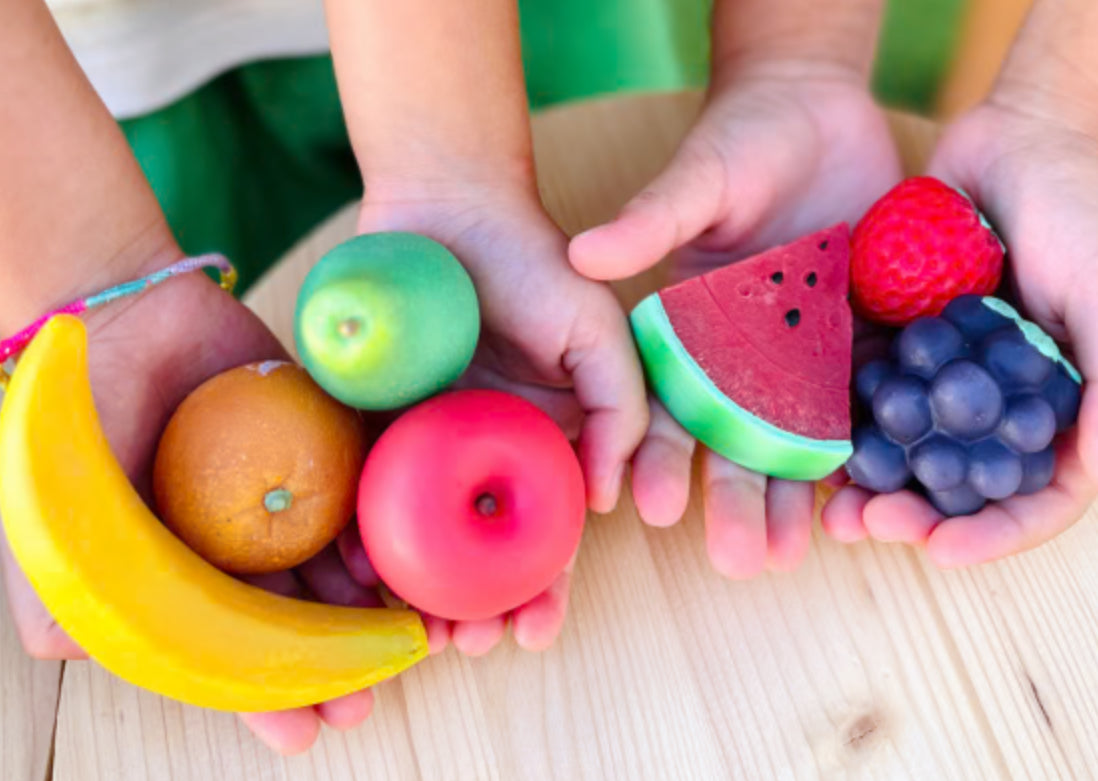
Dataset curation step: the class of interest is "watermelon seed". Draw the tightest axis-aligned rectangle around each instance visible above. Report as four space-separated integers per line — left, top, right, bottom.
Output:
785 309 801 327
806 272 818 287
770 272 784 284
819 240 829 250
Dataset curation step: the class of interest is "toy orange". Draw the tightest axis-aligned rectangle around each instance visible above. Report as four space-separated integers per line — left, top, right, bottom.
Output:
153 360 369 574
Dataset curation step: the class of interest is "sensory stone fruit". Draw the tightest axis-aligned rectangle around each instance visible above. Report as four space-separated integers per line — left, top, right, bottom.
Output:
358 389 586 622
852 177 1005 326
294 232 480 410
846 295 1082 516
631 224 853 481
0 317 427 713
153 360 369 574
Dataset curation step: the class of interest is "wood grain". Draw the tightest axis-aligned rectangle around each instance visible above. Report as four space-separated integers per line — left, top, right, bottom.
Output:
4 91 1094 780
0 570 62 781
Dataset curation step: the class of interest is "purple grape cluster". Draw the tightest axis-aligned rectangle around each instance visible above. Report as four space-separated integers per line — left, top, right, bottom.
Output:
846 295 1082 516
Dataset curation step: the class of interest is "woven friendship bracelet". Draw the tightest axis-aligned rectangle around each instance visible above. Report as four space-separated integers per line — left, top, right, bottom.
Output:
0 254 237 391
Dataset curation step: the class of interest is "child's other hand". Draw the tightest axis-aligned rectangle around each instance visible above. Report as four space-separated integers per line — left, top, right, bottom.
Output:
0 263 381 755
823 101 1098 565
569 68 902 579
357 180 648 655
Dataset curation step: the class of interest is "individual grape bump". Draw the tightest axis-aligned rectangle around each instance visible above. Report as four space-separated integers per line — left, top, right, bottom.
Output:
895 317 966 379
927 484 986 517
1018 447 1056 495
873 376 933 444
856 359 893 406
968 440 1023 500
978 328 1054 388
929 360 1004 440
997 394 1056 454
909 436 968 492
941 294 1011 342
845 426 912 493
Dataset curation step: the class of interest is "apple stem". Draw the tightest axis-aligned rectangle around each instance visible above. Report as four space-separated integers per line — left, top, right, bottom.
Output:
338 318 363 338
475 493 498 517
264 488 294 513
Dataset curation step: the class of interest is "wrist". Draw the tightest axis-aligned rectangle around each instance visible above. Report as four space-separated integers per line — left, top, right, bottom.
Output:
0 224 184 336
988 0 1098 138
711 0 883 91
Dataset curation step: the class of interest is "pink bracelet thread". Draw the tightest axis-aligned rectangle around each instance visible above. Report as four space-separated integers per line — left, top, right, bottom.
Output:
0 254 237 391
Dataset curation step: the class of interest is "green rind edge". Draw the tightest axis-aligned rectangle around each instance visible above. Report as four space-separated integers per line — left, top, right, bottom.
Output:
630 294 852 481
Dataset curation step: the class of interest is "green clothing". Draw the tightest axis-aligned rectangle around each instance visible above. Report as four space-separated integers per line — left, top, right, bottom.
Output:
119 0 961 293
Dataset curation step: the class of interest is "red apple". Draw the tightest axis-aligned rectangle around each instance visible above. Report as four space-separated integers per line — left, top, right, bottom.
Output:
357 389 586 621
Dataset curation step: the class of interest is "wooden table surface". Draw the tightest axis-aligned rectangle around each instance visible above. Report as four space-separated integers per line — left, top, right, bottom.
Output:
4 92 1098 781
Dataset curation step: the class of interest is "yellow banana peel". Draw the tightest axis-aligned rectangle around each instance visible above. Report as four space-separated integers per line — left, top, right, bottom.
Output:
0 315 428 712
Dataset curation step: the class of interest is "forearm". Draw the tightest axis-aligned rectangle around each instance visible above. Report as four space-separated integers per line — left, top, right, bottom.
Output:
0 1 178 333
992 0 1098 132
324 0 534 195
711 0 884 86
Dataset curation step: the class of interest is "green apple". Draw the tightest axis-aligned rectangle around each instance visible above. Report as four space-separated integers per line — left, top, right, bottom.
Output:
294 232 480 410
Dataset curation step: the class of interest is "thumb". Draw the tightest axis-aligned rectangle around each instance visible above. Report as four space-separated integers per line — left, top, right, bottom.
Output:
568 140 728 281
2 534 85 659
1066 288 1098 486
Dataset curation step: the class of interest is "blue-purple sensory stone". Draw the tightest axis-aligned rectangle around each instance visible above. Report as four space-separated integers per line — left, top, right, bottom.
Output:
968 440 1023 500
978 328 1054 388
930 360 1004 440
845 426 912 493
849 298 1080 517
896 317 966 379
1018 447 1056 495
909 436 968 492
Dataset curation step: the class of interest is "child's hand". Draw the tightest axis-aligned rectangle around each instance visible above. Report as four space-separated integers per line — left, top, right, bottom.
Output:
0 265 381 755
569 69 902 578
357 180 649 654
822 101 1098 565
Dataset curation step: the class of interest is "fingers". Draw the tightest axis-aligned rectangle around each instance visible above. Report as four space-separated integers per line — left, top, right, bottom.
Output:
631 400 695 527
927 431 1096 568
422 614 452 656
569 139 726 280
1 535 86 659
238 708 321 756
702 452 768 580
451 617 507 657
296 542 383 608
237 569 306 599
820 485 871 543
511 560 574 652
336 523 381 589
314 689 375 732
1066 291 1098 484
862 491 942 545
764 479 815 572
564 303 650 513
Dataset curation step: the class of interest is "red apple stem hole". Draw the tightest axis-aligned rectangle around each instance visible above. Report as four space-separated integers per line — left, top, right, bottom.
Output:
475 493 499 518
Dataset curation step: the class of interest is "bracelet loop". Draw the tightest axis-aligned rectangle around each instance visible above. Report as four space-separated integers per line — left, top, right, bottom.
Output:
0 254 237 392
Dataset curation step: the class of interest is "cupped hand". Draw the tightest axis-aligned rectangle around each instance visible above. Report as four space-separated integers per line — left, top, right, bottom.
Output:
823 99 1098 565
354 179 648 656
568 66 902 578
0 249 380 755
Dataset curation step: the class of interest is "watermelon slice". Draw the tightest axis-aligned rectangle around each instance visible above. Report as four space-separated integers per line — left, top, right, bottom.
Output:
630 224 854 480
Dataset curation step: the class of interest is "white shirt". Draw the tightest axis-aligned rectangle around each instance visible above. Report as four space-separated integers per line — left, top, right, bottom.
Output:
48 0 330 119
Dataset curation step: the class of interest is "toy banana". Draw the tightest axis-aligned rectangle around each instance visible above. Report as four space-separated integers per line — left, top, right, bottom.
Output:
0 315 427 712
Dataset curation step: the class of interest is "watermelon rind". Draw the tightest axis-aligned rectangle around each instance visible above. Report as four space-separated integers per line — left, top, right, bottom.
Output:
630 294 853 481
